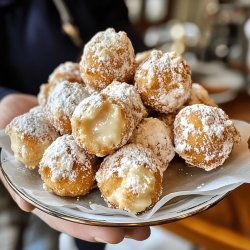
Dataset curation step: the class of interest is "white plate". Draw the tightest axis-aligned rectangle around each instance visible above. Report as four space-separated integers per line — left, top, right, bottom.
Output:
0 150 230 226
1 120 249 226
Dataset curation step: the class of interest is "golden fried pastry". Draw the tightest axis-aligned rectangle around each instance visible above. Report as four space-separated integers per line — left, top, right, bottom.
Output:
29 105 46 115
6 110 59 169
96 144 163 214
48 61 83 85
154 83 217 142
71 81 147 157
186 83 217 107
80 28 136 91
174 104 241 171
46 80 89 135
135 49 154 67
130 118 175 171
135 50 192 113
37 82 53 106
156 112 176 142
101 81 148 125
38 62 83 106
39 135 98 197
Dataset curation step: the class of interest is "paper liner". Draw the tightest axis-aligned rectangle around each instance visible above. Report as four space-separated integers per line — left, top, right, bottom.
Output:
0 120 249 220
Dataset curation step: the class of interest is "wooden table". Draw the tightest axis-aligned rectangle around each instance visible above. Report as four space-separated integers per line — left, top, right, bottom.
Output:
161 91 250 250
220 92 250 123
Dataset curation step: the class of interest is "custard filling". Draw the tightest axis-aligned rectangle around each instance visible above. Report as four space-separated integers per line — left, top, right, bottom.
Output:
82 101 126 150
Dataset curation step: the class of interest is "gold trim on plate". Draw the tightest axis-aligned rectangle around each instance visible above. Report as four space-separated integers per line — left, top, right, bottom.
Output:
0 148 229 227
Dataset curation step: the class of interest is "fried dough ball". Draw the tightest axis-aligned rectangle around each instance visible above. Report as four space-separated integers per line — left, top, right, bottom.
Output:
135 49 154 67
186 83 217 107
71 81 147 157
29 105 46 115
154 83 217 142
39 135 98 197
48 61 83 85
130 118 175 171
135 50 192 113
80 28 136 91
6 109 59 169
37 83 53 106
101 81 148 125
46 81 89 135
174 104 241 171
38 62 83 106
96 144 163 214
156 112 176 142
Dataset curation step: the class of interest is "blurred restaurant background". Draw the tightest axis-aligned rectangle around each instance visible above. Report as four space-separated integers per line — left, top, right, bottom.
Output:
109 1 250 250
126 0 250 104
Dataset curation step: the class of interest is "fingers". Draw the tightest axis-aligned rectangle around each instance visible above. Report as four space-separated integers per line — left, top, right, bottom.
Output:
124 226 151 241
13 192 35 212
33 209 125 243
92 226 151 243
0 93 38 128
33 209 151 244
86 226 126 243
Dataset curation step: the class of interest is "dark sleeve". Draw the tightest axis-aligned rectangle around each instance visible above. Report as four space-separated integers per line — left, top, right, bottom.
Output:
68 0 147 52
0 15 15 99
83 0 130 29
86 0 147 52
0 0 16 6
0 1 82 94
0 87 17 100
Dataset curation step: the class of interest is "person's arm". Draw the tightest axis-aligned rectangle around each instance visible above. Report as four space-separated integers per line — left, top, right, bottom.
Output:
0 93 151 243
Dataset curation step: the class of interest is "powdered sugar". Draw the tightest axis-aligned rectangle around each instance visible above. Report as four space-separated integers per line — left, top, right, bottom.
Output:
48 61 82 84
174 104 240 170
6 110 58 141
80 28 135 91
96 144 162 184
39 135 92 182
72 81 147 157
122 167 155 194
135 50 192 113
72 93 104 119
46 81 89 134
140 50 184 82
102 81 148 124
130 118 175 171
96 144 163 213
47 81 89 117
187 83 217 107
